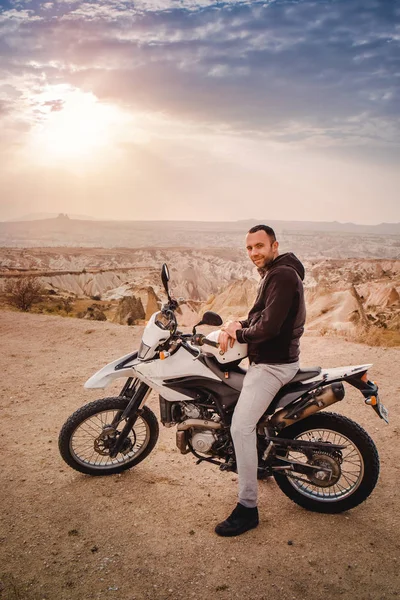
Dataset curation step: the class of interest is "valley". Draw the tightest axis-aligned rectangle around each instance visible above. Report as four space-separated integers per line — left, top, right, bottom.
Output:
1 245 399 345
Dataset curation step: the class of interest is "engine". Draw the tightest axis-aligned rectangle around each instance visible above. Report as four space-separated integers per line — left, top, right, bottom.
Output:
178 404 218 452
182 403 202 420
159 396 231 457
159 397 216 427
191 429 218 453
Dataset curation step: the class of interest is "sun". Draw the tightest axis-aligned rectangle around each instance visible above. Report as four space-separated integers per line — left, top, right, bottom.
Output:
28 85 123 164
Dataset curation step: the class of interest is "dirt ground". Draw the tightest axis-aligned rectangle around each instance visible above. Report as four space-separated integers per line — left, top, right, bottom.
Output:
1 311 399 600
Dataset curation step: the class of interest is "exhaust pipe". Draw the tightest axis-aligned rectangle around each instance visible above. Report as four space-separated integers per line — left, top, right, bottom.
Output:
176 419 222 431
269 383 345 430
176 431 190 454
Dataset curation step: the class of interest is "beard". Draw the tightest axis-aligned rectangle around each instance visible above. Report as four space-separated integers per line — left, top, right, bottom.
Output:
253 255 274 269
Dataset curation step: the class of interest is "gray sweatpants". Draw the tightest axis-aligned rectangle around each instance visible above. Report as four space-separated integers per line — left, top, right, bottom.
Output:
231 361 299 508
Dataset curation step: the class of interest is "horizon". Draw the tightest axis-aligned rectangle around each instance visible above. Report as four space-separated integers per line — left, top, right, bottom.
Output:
3 212 400 227
0 0 399 223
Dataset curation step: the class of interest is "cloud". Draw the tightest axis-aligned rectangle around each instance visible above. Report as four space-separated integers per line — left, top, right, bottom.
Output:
0 0 397 150
42 98 65 112
0 0 399 220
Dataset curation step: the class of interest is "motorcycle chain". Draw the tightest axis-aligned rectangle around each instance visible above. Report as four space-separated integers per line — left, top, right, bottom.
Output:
311 446 344 465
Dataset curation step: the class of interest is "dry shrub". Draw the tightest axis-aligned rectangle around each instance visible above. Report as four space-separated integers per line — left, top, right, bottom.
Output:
60 297 74 314
313 323 400 347
335 325 400 347
4 277 43 311
343 325 400 347
84 305 107 321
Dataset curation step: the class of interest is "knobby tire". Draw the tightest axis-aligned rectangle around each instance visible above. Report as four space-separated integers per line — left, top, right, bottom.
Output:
273 412 380 513
58 397 159 476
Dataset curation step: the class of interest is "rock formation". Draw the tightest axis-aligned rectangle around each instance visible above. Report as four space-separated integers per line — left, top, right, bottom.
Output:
81 305 107 321
0 248 398 342
113 296 145 326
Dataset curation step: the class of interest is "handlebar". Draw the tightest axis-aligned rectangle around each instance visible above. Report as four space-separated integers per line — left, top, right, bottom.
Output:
191 333 219 348
160 303 220 349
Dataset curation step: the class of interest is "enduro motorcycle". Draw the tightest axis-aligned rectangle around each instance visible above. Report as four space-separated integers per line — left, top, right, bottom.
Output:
59 264 389 513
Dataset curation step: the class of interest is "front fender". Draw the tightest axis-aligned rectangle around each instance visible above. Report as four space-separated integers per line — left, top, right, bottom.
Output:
84 351 139 389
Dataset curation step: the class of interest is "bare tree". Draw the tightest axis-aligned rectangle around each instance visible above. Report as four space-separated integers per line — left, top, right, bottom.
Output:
4 277 43 312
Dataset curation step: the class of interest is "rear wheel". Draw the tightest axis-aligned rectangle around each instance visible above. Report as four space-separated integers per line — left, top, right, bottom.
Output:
58 397 159 475
273 412 379 513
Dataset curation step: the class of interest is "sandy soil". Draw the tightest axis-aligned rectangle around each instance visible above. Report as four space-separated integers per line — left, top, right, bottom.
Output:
1 311 399 600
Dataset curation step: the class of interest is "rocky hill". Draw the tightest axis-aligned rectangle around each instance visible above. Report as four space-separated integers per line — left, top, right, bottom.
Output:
0 247 253 301
0 247 399 343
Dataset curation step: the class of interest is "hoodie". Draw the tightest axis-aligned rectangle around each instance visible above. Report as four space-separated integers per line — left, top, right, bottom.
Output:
236 253 306 364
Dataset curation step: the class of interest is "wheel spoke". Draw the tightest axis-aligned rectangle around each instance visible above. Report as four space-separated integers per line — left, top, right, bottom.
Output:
80 422 102 436
68 409 151 470
283 426 364 502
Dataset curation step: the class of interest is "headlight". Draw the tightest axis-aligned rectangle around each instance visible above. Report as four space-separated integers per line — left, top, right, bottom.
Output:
138 341 151 359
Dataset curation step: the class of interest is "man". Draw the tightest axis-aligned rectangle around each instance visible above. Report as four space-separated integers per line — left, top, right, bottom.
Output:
215 224 306 537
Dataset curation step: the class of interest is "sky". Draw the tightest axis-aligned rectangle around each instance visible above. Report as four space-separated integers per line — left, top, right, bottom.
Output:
0 0 399 223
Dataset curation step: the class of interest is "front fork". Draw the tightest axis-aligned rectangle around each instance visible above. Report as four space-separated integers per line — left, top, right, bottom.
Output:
109 380 151 457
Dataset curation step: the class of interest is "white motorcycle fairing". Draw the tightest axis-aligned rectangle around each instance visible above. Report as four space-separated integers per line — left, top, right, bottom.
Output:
85 344 222 402
199 330 248 364
138 312 171 361
84 315 247 396
84 351 139 389
134 346 221 402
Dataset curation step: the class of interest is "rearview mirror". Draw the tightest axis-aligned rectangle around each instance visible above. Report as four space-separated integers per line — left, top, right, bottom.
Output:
200 311 223 326
193 311 223 333
161 264 170 295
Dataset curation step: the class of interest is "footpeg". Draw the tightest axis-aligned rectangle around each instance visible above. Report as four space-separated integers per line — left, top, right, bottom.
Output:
220 459 236 473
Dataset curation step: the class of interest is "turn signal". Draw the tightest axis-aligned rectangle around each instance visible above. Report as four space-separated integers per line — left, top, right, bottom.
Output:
365 396 377 406
361 372 369 383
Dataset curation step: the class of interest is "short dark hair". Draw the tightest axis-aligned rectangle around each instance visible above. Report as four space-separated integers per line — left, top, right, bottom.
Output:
248 224 276 242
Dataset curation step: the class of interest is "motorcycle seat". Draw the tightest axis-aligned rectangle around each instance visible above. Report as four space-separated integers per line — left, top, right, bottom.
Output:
290 367 321 383
231 364 321 382
204 357 321 392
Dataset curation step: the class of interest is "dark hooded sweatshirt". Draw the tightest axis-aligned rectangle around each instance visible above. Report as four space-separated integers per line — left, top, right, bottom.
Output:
236 253 306 364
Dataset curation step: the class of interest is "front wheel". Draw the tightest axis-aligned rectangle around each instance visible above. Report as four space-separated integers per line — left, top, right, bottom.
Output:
273 412 380 513
58 397 159 475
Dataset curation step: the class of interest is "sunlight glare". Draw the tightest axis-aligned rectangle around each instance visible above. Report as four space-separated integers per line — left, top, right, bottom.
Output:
29 85 124 164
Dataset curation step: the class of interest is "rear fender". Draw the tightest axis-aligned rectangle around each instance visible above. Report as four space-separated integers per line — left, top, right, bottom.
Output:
345 372 378 397
344 370 388 423
84 351 139 389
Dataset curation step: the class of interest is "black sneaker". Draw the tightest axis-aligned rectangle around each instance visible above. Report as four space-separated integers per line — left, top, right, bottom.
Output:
215 503 259 537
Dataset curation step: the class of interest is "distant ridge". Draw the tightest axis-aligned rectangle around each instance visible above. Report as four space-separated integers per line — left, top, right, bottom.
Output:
2 215 400 234
0 216 399 256
235 218 400 234
5 212 97 222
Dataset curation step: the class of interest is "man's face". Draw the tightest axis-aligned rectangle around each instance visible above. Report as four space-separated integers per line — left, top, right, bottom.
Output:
246 230 278 269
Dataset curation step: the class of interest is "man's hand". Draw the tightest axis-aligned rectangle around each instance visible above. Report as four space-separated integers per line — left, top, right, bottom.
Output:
219 321 242 353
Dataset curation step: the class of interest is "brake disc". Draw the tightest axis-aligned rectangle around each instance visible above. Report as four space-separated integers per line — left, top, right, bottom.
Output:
93 426 135 456
93 427 117 456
